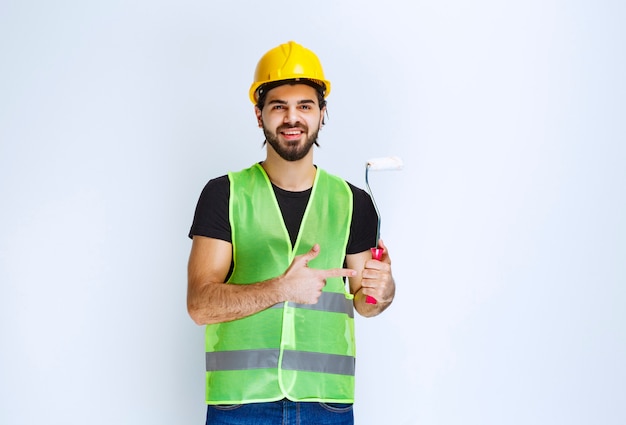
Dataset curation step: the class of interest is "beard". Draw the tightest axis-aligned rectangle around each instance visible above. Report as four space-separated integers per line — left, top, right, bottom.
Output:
263 123 320 162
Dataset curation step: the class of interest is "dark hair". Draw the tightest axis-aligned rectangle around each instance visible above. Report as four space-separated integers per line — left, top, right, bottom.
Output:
255 79 327 110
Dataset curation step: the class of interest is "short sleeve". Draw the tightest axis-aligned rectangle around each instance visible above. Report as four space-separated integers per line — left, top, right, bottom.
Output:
346 183 378 254
188 175 231 241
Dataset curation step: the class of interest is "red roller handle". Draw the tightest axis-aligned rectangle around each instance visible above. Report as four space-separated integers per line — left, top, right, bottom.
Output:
366 247 384 304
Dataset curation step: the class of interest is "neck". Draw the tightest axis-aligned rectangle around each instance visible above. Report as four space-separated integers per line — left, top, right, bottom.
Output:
261 151 316 191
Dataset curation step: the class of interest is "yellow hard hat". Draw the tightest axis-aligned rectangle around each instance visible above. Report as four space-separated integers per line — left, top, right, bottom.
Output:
249 41 331 104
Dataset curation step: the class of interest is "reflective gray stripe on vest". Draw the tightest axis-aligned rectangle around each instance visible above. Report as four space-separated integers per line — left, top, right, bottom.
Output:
206 349 279 371
271 292 354 318
282 350 355 376
206 349 355 376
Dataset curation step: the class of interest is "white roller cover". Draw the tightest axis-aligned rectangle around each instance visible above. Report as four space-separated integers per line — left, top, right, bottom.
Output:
366 156 404 171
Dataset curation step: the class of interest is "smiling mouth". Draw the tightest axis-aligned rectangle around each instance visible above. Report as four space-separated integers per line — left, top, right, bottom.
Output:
280 128 305 139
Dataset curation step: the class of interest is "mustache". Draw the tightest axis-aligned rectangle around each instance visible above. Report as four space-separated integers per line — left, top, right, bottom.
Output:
277 123 307 132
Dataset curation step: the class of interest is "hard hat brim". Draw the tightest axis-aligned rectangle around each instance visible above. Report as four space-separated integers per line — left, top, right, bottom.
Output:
250 78 331 105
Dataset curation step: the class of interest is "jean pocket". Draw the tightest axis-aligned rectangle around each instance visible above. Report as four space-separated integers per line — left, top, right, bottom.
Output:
319 402 353 413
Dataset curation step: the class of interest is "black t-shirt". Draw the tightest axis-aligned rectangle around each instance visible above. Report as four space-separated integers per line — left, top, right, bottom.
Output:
189 173 378 255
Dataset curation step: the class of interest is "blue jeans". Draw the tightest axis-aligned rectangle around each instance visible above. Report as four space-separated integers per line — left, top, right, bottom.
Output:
205 399 354 425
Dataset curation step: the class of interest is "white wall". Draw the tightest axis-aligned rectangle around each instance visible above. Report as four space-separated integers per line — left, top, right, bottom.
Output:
1 1 625 424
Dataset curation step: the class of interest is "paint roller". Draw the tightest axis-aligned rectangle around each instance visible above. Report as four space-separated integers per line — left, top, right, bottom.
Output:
364 156 403 304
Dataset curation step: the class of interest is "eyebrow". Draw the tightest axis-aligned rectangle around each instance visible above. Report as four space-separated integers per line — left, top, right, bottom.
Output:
267 99 317 106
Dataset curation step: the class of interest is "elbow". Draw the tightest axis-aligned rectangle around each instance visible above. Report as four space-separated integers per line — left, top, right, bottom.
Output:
186 284 210 325
187 302 208 326
190 315 205 327
187 302 223 326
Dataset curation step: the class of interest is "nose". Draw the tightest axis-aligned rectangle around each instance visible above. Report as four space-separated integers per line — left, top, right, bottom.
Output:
283 105 299 125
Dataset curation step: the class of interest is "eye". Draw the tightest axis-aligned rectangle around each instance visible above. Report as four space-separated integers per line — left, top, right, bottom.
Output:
272 104 284 110
299 104 312 110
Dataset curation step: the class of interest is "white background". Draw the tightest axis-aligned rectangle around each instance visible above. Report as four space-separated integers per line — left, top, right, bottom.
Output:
1 1 625 424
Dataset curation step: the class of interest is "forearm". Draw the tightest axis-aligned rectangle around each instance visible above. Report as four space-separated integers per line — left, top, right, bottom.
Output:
187 240 353 325
187 237 287 325
187 278 286 325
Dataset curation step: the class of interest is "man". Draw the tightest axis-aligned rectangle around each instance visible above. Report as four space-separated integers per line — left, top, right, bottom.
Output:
187 40 396 425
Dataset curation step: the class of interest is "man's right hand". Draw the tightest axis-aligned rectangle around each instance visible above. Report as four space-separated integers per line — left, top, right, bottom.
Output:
279 244 356 304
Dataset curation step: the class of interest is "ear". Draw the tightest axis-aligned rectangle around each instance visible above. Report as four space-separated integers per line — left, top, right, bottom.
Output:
254 106 263 128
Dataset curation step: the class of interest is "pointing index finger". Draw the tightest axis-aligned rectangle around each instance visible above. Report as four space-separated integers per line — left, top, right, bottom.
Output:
323 268 357 278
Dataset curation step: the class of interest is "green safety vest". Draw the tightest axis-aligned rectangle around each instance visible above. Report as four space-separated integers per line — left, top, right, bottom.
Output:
204 163 355 404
